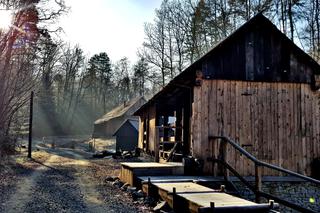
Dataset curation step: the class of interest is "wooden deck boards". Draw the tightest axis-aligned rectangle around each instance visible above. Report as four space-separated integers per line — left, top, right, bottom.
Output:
138 175 219 184
119 162 184 186
153 182 215 194
120 162 276 212
142 181 265 213
180 192 255 207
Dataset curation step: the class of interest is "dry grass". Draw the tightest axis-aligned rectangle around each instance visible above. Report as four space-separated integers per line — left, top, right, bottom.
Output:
90 159 122 180
85 138 116 152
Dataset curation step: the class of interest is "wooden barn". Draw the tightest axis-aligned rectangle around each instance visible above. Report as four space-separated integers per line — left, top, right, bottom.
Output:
113 118 139 152
134 14 320 177
93 96 146 138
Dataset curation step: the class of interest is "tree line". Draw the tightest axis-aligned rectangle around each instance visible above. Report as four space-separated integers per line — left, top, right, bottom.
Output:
34 43 151 136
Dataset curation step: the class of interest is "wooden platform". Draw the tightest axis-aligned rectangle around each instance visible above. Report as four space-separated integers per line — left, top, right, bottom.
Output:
119 162 184 186
142 181 275 213
119 164 277 212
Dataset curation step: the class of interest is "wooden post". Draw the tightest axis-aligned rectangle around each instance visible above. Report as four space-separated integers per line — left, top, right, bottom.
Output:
28 91 34 159
269 200 275 209
155 127 160 162
183 96 191 155
220 185 225 192
172 187 177 212
210 202 215 212
163 116 169 141
175 109 182 142
255 164 262 203
221 139 229 180
147 177 151 196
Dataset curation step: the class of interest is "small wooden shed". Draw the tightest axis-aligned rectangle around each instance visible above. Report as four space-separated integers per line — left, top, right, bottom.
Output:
113 118 139 152
93 96 146 138
134 14 320 177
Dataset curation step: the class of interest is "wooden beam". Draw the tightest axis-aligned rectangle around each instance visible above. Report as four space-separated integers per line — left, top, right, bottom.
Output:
155 127 160 162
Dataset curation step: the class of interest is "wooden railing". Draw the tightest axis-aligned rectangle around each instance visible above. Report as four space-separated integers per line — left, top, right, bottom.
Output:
209 136 320 213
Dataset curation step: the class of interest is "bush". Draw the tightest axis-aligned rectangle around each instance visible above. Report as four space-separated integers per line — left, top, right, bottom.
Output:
0 136 17 159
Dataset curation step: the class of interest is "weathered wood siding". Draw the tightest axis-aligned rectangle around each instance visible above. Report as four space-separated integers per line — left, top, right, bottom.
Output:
202 19 314 84
138 105 157 154
192 79 320 176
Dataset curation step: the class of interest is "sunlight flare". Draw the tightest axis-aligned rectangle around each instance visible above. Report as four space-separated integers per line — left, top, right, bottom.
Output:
0 9 13 30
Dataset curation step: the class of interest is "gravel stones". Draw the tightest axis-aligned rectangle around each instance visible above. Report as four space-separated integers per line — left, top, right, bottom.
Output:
112 179 124 188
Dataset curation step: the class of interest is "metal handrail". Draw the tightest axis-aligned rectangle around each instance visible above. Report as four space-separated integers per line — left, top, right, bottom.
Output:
212 158 317 213
209 135 319 213
209 136 320 185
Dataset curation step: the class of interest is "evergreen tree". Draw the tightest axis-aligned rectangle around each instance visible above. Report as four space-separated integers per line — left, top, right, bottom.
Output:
85 52 112 114
133 57 149 96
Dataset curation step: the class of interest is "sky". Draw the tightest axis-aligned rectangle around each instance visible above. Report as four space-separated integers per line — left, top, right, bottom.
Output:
59 0 163 64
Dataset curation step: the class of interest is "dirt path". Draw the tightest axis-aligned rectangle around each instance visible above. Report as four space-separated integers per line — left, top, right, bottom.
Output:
1 148 145 213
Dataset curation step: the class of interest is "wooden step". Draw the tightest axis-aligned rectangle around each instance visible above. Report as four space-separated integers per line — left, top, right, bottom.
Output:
119 162 184 187
138 176 220 184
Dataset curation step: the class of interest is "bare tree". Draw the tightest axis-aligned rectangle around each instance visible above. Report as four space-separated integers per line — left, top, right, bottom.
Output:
0 0 67 138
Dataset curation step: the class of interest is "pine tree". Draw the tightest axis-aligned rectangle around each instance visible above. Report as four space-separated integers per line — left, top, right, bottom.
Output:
133 57 149 96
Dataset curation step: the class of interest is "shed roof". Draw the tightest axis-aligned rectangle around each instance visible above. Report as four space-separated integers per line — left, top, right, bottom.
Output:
134 13 320 115
128 118 139 131
95 96 145 125
113 118 139 136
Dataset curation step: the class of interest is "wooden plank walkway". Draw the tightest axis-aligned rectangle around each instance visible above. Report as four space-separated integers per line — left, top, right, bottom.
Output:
180 192 257 212
141 178 276 213
120 163 277 212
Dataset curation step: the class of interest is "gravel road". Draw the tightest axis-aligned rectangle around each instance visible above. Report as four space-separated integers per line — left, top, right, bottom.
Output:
0 148 149 213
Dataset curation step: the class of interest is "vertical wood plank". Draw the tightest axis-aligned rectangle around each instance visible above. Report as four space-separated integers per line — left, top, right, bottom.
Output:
296 84 302 173
269 83 276 175
149 105 157 155
234 81 238 174
201 80 210 173
138 117 144 149
277 83 283 168
209 80 218 174
301 84 307 175
244 82 252 175
192 85 202 158
305 84 313 175
230 81 237 170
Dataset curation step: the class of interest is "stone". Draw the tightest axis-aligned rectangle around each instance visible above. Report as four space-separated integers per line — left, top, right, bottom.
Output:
105 176 117 182
132 190 144 200
121 182 130 191
153 201 171 213
144 196 156 206
112 180 124 188
127 186 137 193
